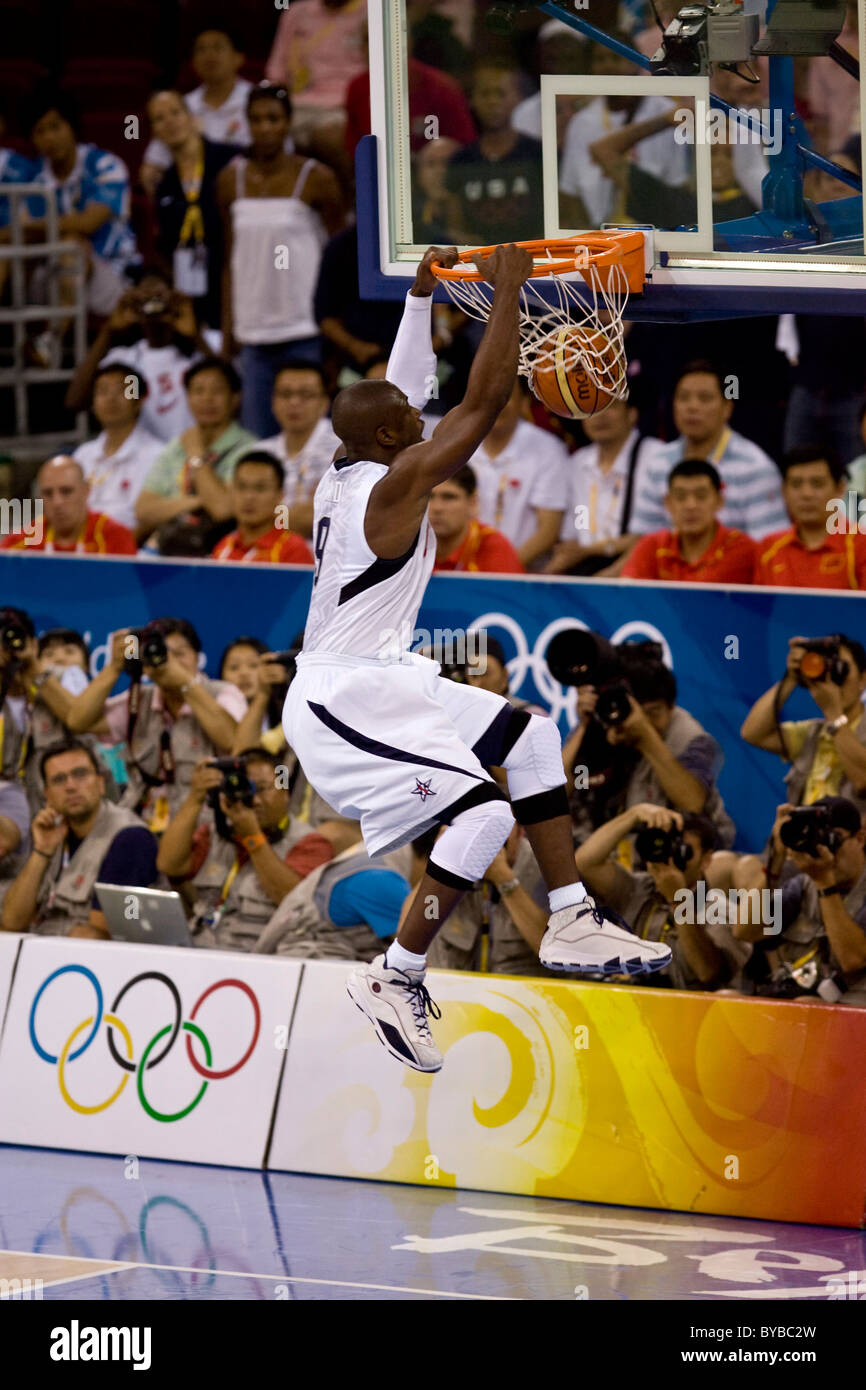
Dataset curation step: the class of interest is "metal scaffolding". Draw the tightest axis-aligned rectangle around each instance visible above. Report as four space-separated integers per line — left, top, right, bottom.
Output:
0 182 88 453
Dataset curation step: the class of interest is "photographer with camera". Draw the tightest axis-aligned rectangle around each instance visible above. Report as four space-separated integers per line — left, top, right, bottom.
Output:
0 608 38 875
227 639 350 827
730 797 866 1005
64 617 245 833
65 270 212 441
741 633 866 812
554 631 735 850
0 609 113 866
574 803 743 989
156 749 360 951
1 739 157 939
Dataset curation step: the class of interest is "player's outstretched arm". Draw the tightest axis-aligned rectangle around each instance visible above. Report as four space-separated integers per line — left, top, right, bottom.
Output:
367 243 532 551
386 247 458 408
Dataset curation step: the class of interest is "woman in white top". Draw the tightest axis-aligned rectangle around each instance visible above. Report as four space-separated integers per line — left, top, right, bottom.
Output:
217 83 343 437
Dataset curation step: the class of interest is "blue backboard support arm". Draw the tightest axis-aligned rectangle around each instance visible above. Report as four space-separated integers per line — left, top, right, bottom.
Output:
536 0 862 218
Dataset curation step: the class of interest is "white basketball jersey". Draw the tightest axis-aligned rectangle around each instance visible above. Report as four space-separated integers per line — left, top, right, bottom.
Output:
302 459 436 660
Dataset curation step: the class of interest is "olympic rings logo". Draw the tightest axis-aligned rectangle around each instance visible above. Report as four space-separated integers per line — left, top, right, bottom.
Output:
29 966 261 1122
467 611 672 729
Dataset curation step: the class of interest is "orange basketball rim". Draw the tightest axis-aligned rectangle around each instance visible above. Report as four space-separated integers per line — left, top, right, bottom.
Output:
430 231 646 295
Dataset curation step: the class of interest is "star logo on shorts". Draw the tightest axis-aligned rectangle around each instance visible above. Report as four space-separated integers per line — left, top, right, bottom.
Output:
411 777 436 802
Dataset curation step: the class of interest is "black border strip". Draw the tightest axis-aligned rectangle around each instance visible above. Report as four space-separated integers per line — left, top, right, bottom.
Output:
262 960 306 1170
0 937 23 1052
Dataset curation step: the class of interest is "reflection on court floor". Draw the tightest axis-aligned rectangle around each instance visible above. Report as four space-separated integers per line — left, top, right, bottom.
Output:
0 1146 862 1301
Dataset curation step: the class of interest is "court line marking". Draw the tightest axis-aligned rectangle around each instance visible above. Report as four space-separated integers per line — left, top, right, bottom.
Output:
0 1249 513 1300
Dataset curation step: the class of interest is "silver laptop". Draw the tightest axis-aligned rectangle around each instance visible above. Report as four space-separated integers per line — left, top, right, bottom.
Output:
95 884 193 947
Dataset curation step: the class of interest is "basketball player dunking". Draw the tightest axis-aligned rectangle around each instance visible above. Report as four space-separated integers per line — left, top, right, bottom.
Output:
283 244 670 1072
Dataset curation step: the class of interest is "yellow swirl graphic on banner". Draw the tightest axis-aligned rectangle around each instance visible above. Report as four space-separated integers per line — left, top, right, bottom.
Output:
422 982 583 1190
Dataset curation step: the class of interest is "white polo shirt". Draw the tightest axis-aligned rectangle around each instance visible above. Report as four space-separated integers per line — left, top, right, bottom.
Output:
74 423 164 531
468 418 571 551
259 417 340 506
561 428 646 544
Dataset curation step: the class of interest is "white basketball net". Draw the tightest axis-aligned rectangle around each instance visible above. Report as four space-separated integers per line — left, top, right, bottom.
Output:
436 255 630 404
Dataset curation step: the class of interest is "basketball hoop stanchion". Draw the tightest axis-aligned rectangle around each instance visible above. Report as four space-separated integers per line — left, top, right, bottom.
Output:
430 231 646 417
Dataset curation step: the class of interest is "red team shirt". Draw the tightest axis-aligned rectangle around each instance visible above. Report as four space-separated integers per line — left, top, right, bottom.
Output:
754 528 866 589
0 511 137 555
433 521 525 574
211 527 313 565
623 523 756 583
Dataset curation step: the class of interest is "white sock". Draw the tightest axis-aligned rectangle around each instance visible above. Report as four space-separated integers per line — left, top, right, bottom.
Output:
548 883 588 913
385 941 427 974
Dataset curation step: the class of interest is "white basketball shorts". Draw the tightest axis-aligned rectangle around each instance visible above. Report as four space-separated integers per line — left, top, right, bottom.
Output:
282 651 513 856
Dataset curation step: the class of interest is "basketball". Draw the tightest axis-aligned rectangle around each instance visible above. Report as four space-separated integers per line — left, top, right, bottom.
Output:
530 325 620 419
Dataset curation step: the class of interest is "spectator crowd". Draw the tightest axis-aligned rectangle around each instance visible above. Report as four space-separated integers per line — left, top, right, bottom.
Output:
0 601 864 1010
0 3 864 1006
0 4 865 579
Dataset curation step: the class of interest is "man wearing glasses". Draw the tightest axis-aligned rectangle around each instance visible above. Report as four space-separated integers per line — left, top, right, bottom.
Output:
1 740 157 938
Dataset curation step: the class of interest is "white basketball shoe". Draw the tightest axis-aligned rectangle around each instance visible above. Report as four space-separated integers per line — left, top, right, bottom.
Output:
539 897 671 976
346 955 443 1072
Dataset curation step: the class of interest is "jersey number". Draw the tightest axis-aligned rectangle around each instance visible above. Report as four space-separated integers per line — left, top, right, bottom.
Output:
313 516 331 585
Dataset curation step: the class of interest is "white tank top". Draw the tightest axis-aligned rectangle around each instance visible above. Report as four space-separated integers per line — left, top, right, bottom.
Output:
301 458 436 661
231 157 324 345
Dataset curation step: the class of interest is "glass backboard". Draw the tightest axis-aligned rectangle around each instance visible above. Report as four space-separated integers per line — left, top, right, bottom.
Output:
362 0 866 318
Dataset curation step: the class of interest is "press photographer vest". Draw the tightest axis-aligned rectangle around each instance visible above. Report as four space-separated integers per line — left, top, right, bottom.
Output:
784 715 866 813
254 843 408 962
625 705 736 848
120 677 236 822
191 818 310 951
34 800 145 936
27 700 116 814
752 870 866 999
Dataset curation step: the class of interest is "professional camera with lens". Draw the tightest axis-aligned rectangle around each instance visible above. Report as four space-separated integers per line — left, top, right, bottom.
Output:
779 806 844 858
0 607 30 658
266 648 300 686
416 641 469 684
140 294 169 318
124 621 170 675
207 757 256 807
650 0 761 75
795 635 850 688
634 825 694 872
545 629 664 730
